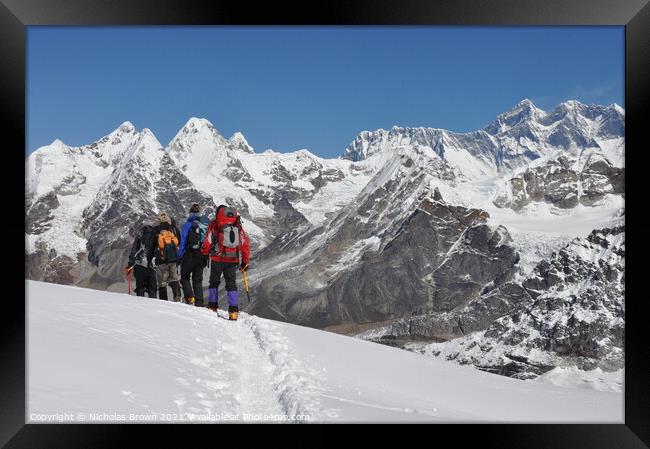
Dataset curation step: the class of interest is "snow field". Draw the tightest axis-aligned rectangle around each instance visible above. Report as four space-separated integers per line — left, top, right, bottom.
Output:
28 281 622 423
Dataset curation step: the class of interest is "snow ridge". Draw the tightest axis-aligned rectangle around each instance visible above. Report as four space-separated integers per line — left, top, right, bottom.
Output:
342 99 624 176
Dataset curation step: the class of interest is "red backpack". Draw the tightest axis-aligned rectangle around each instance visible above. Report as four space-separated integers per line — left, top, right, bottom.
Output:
210 206 241 259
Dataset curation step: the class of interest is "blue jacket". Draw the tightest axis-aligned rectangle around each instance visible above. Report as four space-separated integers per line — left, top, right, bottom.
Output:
177 213 210 259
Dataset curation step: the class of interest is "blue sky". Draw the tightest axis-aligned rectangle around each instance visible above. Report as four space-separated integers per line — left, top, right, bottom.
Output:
27 26 624 158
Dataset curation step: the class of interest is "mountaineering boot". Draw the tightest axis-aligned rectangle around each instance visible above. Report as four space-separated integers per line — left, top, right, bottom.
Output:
158 287 168 301
186 296 195 305
207 288 218 312
227 291 239 320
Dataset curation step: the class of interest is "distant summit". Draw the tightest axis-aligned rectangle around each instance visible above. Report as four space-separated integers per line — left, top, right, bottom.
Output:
341 99 624 166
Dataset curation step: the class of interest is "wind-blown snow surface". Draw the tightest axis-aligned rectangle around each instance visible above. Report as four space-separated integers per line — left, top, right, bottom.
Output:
28 281 622 423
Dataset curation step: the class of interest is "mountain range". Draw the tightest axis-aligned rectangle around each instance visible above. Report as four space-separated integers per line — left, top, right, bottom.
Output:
25 99 625 381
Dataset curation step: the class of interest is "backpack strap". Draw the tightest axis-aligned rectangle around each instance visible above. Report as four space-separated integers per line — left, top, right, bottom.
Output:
209 225 220 256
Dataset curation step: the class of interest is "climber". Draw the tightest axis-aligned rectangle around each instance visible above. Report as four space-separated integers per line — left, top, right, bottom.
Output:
152 211 183 301
176 203 210 306
200 205 250 320
125 224 158 298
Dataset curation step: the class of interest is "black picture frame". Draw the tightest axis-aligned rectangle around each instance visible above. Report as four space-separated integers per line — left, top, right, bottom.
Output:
5 0 648 446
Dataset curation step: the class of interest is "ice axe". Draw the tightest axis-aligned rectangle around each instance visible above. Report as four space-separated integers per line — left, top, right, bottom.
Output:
125 266 133 295
240 267 251 303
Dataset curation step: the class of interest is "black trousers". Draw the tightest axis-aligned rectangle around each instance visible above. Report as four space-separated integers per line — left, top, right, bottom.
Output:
180 251 206 305
134 264 157 298
209 261 238 292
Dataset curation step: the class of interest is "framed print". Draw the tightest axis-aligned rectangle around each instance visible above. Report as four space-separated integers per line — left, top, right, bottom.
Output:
4 0 649 446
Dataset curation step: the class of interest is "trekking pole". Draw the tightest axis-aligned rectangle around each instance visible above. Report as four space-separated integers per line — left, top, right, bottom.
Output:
240 268 251 303
126 266 133 295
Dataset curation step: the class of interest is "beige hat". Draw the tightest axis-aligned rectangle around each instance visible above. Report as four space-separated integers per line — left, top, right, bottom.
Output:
156 211 171 224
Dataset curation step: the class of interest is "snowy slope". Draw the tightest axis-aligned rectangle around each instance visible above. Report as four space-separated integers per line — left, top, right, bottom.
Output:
534 367 623 393
27 281 622 423
25 122 144 258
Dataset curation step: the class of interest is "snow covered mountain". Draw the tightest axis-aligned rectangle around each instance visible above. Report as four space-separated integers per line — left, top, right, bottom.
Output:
342 98 624 173
25 118 372 289
247 163 519 329
248 100 624 327
25 99 624 382
167 117 372 244
26 122 216 289
27 281 623 422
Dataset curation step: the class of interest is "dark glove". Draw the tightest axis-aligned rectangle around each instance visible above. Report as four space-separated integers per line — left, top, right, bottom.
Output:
240 261 249 271
202 255 209 268
176 256 183 266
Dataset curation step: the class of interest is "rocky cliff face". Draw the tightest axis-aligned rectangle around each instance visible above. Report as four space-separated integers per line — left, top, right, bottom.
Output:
247 146 519 328
359 224 624 379
493 153 624 210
